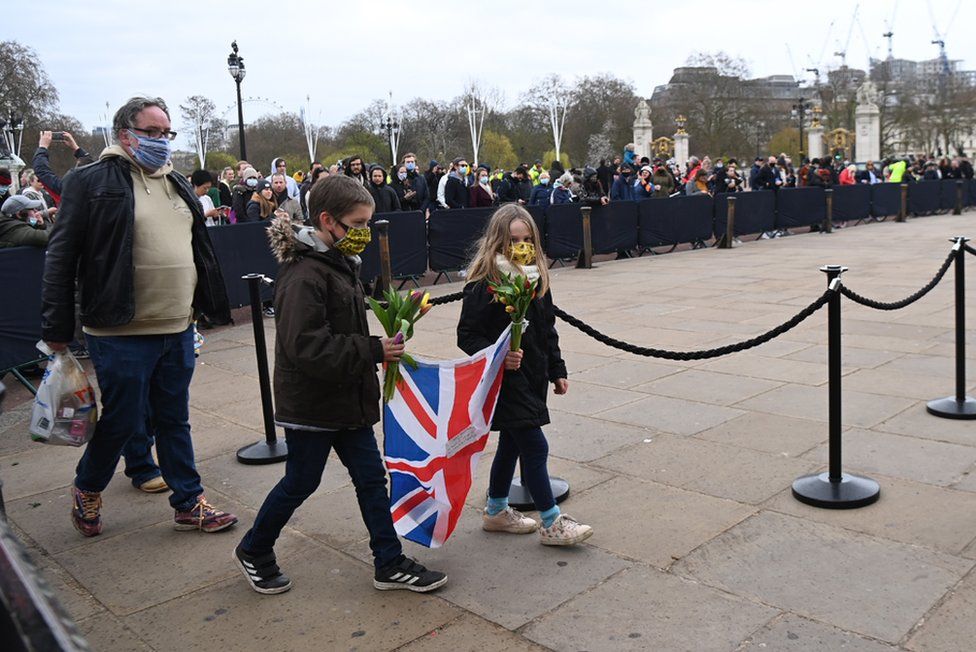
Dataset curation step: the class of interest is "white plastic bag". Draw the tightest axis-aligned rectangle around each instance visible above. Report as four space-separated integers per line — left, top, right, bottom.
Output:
29 342 98 446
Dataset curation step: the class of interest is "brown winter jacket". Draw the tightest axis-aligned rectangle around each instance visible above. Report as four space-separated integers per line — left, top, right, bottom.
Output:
266 214 384 430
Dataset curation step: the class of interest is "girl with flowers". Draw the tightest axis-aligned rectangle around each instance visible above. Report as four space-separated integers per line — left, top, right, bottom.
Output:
457 204 593 546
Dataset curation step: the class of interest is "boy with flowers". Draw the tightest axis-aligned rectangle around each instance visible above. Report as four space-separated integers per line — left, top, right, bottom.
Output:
233 175 446 594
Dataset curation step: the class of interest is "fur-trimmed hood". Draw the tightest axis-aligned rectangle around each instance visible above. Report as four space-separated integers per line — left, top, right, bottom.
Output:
267 213 317 264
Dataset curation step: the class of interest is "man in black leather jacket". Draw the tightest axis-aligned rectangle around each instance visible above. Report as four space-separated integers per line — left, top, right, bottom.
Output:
40 95 236 540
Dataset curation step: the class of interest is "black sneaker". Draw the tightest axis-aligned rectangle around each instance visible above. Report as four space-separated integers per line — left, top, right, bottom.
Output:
233 544 292 595
373 556 447 593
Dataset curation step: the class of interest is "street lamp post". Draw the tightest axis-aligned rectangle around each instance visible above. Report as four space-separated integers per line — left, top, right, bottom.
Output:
754 120 766 158
1 112 24 159
791 98 812 161
380 116 400 167
227 41 247 161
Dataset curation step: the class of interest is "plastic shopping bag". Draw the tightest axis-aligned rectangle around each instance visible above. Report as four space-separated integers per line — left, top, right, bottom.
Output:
29 342 98 446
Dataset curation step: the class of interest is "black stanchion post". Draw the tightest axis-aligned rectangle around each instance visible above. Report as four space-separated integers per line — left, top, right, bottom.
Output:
792 265 880 509
926 237 976 419
954 181 964 216
823 189 834 234
236 274 288 464
718 195 736 249
897 183 908 222
508 460 571 512
375 219 393 294
576 206 594 269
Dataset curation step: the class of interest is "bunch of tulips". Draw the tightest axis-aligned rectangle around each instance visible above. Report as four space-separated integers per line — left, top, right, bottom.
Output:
487 273 538 351
368 289 432 401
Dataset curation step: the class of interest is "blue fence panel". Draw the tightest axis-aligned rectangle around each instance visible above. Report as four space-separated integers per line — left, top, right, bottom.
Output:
909 181 940 215
524 204 548 251
831 184 871 222
640 195 713 247
427 207 494 272
592 202 639 254
359 210 428 281
713 191 775 238
209 221 278 307
545 202 583 259
0 247 45 370
939 179 963 211
871 182 902 217
775 187 825 228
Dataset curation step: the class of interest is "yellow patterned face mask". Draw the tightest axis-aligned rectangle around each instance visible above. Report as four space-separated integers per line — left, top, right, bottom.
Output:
334 223 372 256
508 241 536 266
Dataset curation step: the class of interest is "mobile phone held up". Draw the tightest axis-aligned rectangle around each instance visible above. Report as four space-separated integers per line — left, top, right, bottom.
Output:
51 132 65 142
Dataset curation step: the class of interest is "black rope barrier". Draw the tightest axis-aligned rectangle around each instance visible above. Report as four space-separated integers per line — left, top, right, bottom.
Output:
428 291 464 305
552 290 832 361
838 248 956 311
966 244 976 257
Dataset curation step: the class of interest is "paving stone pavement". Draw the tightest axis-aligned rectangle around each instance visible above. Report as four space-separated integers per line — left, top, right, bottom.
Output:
3 214 976 651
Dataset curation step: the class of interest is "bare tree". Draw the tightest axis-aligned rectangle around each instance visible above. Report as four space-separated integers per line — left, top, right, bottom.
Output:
179 95 226 169
0 41 60 129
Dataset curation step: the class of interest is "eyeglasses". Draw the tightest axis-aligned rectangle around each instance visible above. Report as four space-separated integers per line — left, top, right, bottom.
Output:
129 127 178 141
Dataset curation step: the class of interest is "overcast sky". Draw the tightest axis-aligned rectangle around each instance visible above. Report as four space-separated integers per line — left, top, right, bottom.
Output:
7 0 974 147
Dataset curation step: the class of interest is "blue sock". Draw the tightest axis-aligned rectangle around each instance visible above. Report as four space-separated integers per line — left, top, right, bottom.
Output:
486 496 508 516
540 505 560 528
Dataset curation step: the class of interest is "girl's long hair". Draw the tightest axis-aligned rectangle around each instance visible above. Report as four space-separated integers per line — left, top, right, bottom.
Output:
250 191 277 219
465 204 550 297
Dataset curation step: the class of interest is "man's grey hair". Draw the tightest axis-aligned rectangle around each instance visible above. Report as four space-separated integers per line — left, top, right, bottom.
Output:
112 96 170 134
271 172 287 182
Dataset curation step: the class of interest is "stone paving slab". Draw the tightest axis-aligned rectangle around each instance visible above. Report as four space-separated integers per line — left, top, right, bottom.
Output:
561 475 755 568
672 511 974 643
906 568 976 652
522 565 778 652
739 614 900 651
122 539 462 652
594 433 817 504
800 428 976 488
345 505 631 630
635 368 784 406
398 613 550 651
694 411 827 457
764 475 976 556
595 394 744 436
874 406 976 447
735 384 916 428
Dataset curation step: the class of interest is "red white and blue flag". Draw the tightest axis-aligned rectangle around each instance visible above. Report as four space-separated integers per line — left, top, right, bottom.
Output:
383 326 511 548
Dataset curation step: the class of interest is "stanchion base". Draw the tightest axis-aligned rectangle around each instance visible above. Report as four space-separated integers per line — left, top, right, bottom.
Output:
926 396 976 420
508 477 570 511
236 440 288 465
792 472 880 509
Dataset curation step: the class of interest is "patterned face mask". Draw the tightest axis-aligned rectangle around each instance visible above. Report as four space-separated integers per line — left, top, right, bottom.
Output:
508 241 536 266
333 221 372 256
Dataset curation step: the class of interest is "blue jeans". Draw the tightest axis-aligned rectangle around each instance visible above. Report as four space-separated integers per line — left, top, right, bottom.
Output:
488 426 555 512
76 326 202 511
121 425 162 487
241 427 402 570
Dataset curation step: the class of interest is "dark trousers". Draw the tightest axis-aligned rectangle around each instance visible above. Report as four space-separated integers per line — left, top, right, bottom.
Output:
241 427 402 570
76 326 202 511
488 426 555 512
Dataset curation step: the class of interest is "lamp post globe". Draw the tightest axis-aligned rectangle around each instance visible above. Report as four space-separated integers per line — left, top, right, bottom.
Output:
227 41 247 161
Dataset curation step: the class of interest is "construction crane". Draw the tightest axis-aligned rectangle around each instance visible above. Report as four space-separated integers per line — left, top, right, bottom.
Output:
882 0 899 60
833 2 860 68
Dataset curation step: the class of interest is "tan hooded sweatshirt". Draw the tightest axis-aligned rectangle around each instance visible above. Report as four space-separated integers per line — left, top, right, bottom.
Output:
84 146 197 336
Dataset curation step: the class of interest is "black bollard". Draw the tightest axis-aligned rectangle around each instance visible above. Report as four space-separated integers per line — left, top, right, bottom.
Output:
576 206 594 269
792 265 880 509
375 220 393 294
718 196 736 248
926 237 976 419
508 459 571 512
236 274 288 464
823 189 833 234
896 184 908 222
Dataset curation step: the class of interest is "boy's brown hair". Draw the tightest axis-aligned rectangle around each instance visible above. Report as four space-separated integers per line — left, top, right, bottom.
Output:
307 175 374 229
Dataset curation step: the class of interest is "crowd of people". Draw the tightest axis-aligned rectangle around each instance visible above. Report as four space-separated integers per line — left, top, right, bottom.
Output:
3 120 975 249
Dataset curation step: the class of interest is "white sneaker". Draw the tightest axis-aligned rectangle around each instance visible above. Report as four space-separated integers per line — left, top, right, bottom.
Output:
483 507 539 534
539 514 593 546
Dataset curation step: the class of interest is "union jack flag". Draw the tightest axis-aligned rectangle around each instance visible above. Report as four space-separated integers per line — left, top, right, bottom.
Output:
384 326 511 548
